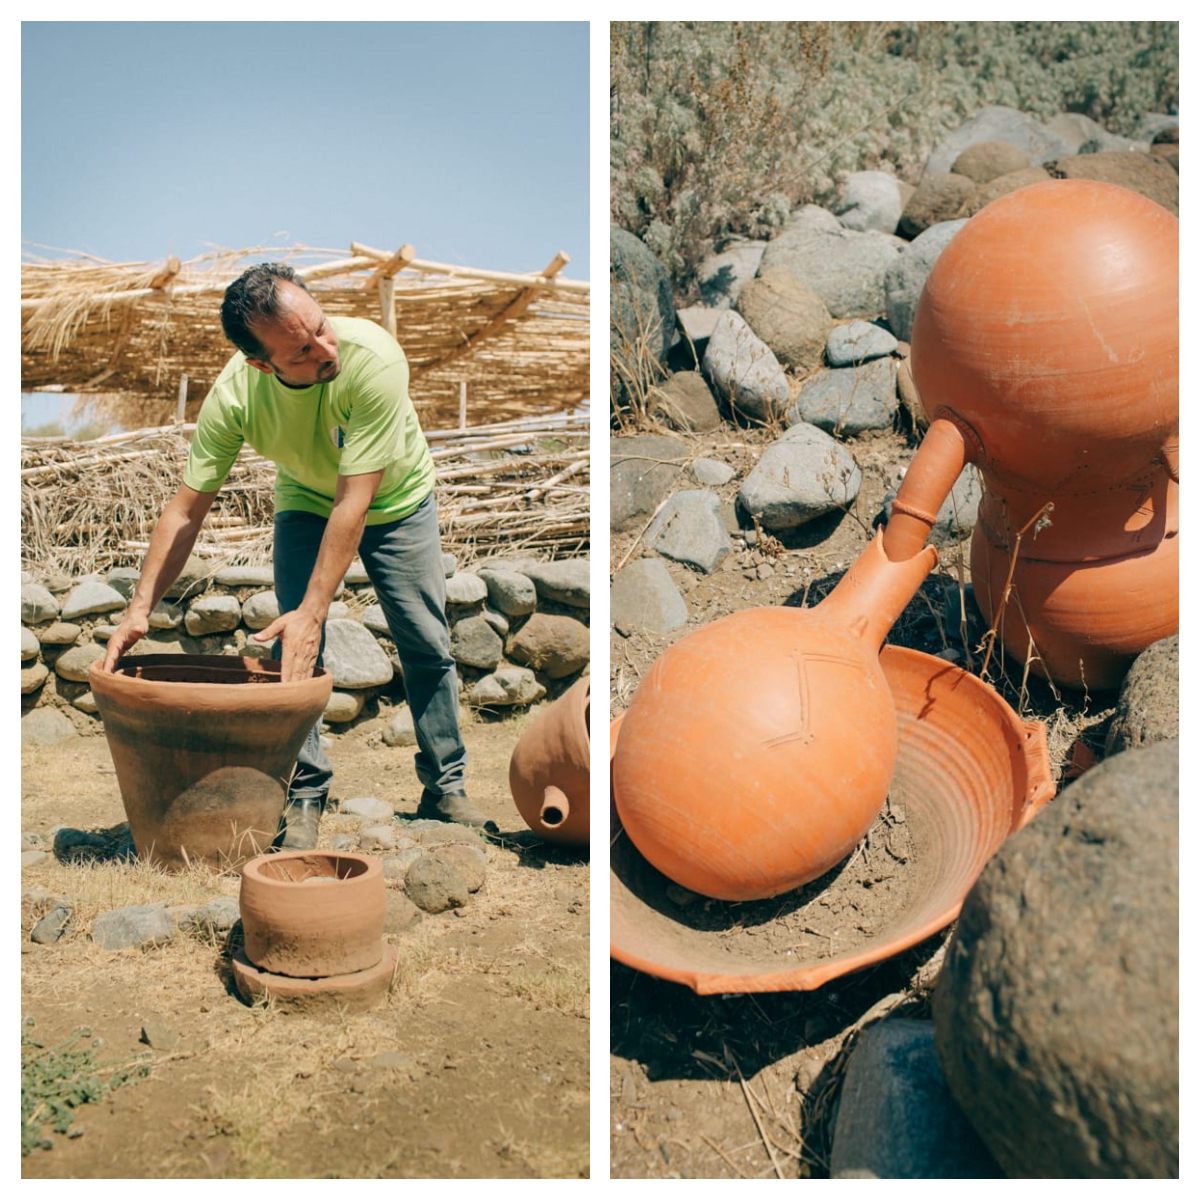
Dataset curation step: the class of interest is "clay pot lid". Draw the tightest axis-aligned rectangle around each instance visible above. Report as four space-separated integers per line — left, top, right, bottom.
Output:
610 645 1055 994
90 653 332 703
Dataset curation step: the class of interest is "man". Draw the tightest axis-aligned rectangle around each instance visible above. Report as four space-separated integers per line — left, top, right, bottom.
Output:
103 262 493 846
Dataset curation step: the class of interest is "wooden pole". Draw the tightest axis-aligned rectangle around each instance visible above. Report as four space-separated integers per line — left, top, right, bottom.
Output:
458 381 467 430
176 373 188 425
379 275 396 338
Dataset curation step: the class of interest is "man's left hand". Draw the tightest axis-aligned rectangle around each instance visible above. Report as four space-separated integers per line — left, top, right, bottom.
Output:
253 609 324 683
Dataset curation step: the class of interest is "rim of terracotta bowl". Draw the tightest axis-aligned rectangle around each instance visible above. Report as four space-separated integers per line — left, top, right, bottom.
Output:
90 653 331 704
241 849 380 888
610 643 1054 994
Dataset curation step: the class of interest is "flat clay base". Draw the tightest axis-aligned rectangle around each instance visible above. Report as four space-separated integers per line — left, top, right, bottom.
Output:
232 944 397 1013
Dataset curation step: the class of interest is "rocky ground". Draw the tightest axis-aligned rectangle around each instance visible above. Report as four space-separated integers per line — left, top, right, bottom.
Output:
610 101 1178 1178
21 713 589 1178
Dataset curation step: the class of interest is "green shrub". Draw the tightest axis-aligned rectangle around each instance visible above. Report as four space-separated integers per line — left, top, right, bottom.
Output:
612 21 1177 294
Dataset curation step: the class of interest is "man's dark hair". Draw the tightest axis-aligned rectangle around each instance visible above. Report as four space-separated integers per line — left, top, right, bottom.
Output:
220 263 311 360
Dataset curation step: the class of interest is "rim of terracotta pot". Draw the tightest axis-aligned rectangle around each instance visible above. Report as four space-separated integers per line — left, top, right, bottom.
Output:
241 849 381 889
610 644 1055 994
90 653 331 704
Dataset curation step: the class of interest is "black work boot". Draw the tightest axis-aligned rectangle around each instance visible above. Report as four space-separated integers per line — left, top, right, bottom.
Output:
417 788 498 834
277 797 323 851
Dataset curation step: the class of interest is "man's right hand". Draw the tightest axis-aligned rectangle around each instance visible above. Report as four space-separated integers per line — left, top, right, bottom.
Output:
102 613 150 672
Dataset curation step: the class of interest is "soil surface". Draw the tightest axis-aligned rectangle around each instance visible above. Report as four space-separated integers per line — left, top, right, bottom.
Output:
22 711 589 1179
609 420 1116 1178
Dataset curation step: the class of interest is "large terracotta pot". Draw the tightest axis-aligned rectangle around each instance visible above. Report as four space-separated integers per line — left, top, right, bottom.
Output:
612 533 937 902
89 655 332 870
611 644 1055 994
239 851 386 978
508 675 590 844
886 179 1178 686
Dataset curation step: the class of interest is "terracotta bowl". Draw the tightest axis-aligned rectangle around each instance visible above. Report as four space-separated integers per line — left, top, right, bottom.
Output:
610 645 1055 994
240 850 386 979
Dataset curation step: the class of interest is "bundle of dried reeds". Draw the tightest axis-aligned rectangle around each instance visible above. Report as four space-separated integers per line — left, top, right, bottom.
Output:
21 412 590 578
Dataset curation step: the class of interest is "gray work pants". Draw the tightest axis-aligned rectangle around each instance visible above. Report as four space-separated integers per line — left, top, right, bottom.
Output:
273 493 467 805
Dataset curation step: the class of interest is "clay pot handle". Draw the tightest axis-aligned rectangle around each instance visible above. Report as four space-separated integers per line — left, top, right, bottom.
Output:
882 414 979 561
540 786 570 830
1014 719 1055 831
1161 438 1179 484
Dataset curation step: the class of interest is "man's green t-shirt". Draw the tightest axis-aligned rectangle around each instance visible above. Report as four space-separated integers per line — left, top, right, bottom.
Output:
183 316 435 524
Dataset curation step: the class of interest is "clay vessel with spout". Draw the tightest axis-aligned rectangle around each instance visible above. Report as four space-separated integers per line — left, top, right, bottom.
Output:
888 179 1178 688
89 654 332 869
509 675 590 845
612 534 937 901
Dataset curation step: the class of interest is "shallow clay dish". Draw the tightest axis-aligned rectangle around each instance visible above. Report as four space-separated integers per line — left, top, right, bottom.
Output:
240 851 385 978
232 944 398 1013
610 645 1054 994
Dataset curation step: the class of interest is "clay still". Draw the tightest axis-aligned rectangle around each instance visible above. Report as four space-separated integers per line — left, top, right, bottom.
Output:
90 654 332 870
232 851 396 1011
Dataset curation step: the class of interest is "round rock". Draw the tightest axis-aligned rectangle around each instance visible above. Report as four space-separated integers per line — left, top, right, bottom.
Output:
324 690 365 724
445 572 487 608
382 708 418 747
647 371 723 433
611 559 688 637
53 642 105 682
884 220 968 343
37 622 82 646
21 662 50 695
148 601 184 631
834 170 904 234
691 458 736 487
467 666 545 708
183 594 242 636
899 173 977 238
826 321 899 367
478 570 537 618
506 613 589 680
430 843 486 893
21 584 60 625
1105 636 1178 755
449 616 504 671
322 618 394 688
521 559 590 609
951 139 1032 184
739 424 862 531
701 309 789 424
61 579 127 622
786 358 898 437
933 740 1179 1178
404 853 470 913
735 266 833 373
610 433 688 532
644 490 732 574
21 627 39 662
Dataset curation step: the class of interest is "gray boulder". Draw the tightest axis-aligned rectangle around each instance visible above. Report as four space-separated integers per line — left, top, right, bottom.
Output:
1045 112 1148 155
21 584 60 625
521 559 590 609
899 173 976 238
21 663 50 695
445 572 487 608
611 226 675 395
449 616 504 671
31 902 74 945
21 627 39 662
691 458 735 487
1105 636 1178 755
359 824 399 853
92 904 176 951
739 424 862 531
506 613 589 679
161 556 211 601
611 433 688 531
481 608 509 637
786 358 897 437
241 591 280 631
37 622 81 646
826 321 898 367
697 240 766 307
736 267 833 373
183 594 241 636
53 642 104 682
645 490 732 574
323 690 365 724
382 709 418 748
343 559 370 585
611 559 688 637
213 565 275 588
359 603 390 635
759 205 903 318
950 139 1032 183
934 740 1179 1178
647 372 723 432
702 309 789 424
21 708 76 745
925 105 1075 174
468 665 546 708
835 170 904 234
105 567 142 599
832 1019 1002 1178
61 579 127 621
322 618 394 688
675 305 723 348
884 219 968 342
148 601 183 631
478 569 537 617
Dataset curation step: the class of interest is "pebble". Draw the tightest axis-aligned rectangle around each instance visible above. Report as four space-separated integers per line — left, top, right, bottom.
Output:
30 902 72 944
691 458 736 487
92 904 176 951
340 796 394 822
382 708 418 748
139 1019 182 1051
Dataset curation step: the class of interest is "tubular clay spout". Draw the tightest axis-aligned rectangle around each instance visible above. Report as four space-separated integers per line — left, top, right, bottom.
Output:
817 530 939 652
882 414 975 562
540 786 570 830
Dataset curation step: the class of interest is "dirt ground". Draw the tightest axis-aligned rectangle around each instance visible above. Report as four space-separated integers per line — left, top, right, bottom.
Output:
21 710 589 1179
609 420 1116 1178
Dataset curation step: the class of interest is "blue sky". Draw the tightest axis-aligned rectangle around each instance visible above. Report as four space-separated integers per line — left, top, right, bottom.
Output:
22 21 590 277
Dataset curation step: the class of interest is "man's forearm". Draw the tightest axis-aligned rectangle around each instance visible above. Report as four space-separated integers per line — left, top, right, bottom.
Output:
297 503 369 619
127 498 208 618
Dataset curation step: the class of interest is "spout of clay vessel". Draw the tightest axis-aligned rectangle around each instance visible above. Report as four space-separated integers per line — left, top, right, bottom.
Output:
882 414 975 561
817 530 938 651
540 786 570 830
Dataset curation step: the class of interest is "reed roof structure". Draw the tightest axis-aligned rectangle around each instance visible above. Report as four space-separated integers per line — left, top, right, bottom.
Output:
21 243 590 427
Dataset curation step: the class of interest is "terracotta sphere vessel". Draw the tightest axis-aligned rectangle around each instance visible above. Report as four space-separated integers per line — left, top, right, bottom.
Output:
90 654 332 869
509 675 590 844
612 534 936 901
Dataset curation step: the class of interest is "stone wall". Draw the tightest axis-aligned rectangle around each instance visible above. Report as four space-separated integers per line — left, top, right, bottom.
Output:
21 553 590 739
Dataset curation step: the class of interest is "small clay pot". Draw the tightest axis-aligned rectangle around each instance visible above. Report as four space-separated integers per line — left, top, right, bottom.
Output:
239 851 386 978
611 644 1055 994
232 944 397 1013
612 533 937 901
90 655 332 870
509 676 590 844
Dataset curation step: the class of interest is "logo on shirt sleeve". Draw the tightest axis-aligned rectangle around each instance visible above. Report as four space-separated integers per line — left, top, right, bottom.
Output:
329 425 345 450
